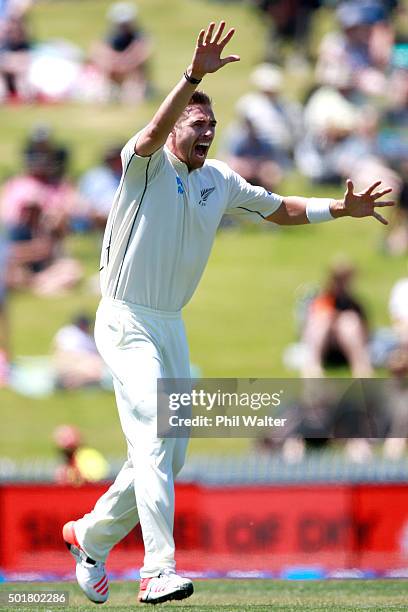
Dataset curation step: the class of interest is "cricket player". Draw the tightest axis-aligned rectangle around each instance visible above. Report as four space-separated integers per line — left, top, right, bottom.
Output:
62 21 393 605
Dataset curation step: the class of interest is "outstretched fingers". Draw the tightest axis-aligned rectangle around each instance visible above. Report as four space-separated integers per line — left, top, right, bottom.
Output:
364 180 382 195
197 29 205 46
219 27 236 49
373 211 388 225
220 54 241 67
194 21 239 73
372 187 393 200
374 200 394 207
204 22 216 44
213 21 226 43
345 179 354 196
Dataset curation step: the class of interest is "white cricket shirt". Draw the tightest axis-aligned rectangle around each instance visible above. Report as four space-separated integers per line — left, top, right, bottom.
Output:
100 132 282 311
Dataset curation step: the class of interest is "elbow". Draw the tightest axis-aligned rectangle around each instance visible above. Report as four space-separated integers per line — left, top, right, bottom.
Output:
268 199 296 225
144 123 161 142
282 199 298 218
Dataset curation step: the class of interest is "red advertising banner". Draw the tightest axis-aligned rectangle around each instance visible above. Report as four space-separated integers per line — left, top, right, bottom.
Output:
0 483 407 574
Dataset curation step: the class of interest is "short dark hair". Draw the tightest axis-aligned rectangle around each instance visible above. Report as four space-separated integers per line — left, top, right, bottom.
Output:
176 90 213 125
188 90 212 106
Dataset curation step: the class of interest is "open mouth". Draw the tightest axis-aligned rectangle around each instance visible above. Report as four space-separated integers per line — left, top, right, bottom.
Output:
194 142 210 159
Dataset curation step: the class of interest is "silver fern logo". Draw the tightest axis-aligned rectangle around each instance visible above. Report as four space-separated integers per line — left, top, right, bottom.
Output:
198 187 215 206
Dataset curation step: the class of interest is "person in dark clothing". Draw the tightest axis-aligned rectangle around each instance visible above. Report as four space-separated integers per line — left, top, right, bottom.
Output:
302 261 373 377
90 2 152 103
0 14 32 100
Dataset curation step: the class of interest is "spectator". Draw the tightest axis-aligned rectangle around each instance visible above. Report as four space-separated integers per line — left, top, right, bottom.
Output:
52 313 109 389
222 116 285 191
250 0 322 63
301 261 373 377
0 13 33 102
380 51 408 163
257 379 377 463
23 123 69 183
297 91 402 191
316 0 394 98
90 1 152 103
380 52 408 254
7 201 82 295
236 63 302 159
295 88 360 184
53 424 109 485
0 126 79 228
77 145 122 229
389 276 408 345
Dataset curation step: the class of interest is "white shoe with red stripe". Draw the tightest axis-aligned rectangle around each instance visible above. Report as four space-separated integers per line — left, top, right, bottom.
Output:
62 521 109 604
138 569 193 604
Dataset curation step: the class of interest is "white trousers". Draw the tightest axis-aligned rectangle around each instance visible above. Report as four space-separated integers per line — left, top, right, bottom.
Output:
74 297 190 578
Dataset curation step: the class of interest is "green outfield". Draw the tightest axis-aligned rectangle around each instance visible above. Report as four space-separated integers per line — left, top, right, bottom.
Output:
1 580 408 611
1 1 407 461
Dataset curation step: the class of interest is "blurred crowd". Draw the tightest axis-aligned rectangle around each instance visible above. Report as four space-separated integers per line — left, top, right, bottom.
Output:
256 356 408 462
0 120 125 387
0 0 407 460
0 0 152 104
222 0 408 247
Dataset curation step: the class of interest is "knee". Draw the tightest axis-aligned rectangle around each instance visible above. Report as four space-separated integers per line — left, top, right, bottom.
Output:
303 312 334 347
336 311 365 338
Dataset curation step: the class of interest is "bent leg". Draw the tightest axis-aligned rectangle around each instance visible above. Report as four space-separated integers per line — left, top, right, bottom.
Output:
74 303 190 575
74 451 139 562
302 311 334 377
333 311 373 377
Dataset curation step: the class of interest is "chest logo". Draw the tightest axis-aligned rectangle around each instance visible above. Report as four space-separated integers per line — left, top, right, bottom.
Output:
176 176 184 194
198 187 215 207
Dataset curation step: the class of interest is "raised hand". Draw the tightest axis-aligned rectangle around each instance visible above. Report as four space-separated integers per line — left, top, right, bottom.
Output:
188 21 240 80
342 179 394 225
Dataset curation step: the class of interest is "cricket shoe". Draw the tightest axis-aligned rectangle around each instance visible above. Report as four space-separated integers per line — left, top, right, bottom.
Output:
138 568 194 604
63 520 109 604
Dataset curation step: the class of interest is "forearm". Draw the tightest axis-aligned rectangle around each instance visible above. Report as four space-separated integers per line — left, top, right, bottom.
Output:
135 21 239 157
135 72 199 157
267 196 347 226
268 179 394 226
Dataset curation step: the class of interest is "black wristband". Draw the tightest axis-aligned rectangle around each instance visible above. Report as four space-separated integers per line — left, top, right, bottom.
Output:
184 70 202 85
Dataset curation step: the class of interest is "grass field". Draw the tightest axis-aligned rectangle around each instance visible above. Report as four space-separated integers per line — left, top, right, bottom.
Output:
2 221 406 460
1 0 407 460
1 580 408 611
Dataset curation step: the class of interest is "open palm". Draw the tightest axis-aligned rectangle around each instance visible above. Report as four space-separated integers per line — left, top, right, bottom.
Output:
343 179 394 225
190 21 240 79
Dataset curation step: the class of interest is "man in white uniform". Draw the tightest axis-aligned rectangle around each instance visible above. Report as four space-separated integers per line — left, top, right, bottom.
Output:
62 21 393 605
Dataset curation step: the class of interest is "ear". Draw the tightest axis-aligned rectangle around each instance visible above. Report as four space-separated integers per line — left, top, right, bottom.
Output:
166 130 177 152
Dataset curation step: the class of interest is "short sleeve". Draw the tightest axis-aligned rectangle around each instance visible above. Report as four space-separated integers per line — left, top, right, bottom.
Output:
121 131 166 181
225 168 283 223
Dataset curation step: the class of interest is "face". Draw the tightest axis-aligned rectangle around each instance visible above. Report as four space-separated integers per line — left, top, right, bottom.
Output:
345 24 371 45
168 104 217 171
